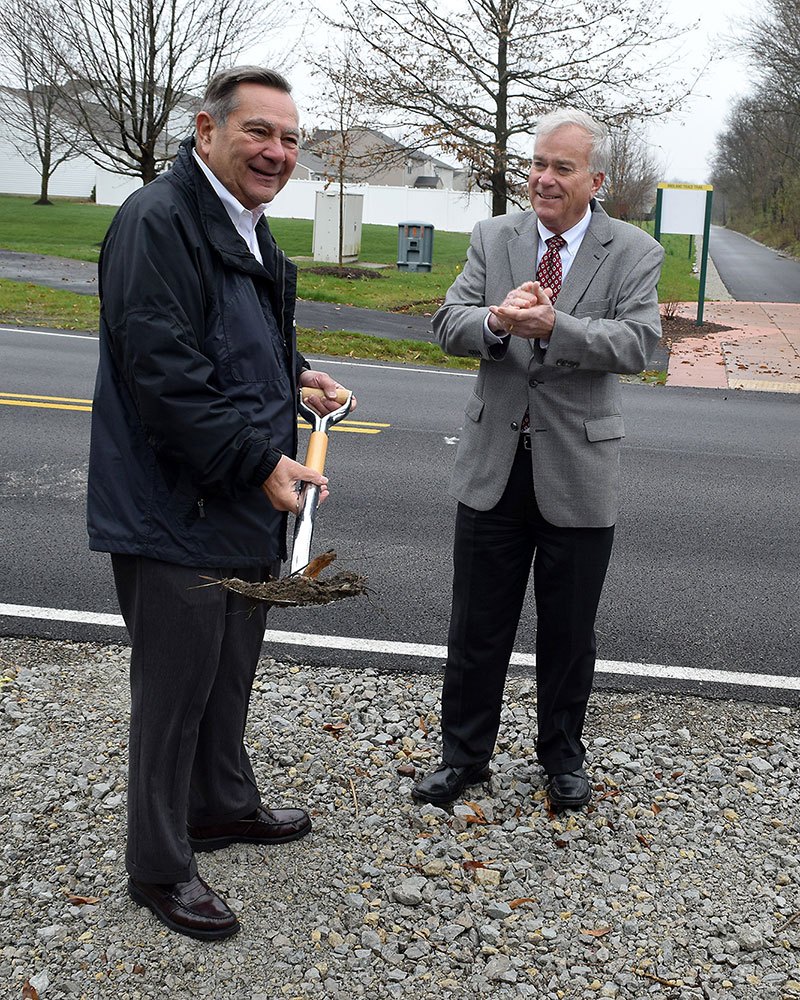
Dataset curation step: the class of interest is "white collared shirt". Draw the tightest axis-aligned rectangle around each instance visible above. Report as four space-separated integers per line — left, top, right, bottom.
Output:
535 203 593 280
192 149 266 264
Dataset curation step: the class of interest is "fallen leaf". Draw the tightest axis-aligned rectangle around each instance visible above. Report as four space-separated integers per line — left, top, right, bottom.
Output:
464 801 487 822
554 838 568 849
417 716 428 735
462 859 495 873
67 894 101 905
322 720 348 739
651 803 661 815
301 549 337 579
508 897 536 909
636 834 651 849
22 982 39 1000
580 927 611 937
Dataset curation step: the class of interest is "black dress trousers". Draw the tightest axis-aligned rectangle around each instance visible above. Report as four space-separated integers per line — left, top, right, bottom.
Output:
441 441 615 774
112 554 276 883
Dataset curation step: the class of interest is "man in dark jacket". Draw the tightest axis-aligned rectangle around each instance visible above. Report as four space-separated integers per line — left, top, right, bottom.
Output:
87 66 351 940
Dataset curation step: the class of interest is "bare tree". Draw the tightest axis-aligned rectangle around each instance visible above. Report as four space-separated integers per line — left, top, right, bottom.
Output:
603 128 661 221
306 32 435 266
713 0 800 243
53 0 288 184
334 0 698 216
0 0 85 204
307 37 374 267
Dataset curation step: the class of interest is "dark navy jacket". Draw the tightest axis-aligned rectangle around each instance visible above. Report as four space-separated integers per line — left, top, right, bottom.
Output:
87 138 307 567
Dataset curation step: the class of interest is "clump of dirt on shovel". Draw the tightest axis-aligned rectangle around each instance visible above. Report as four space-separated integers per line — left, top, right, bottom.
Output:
199 550 369 608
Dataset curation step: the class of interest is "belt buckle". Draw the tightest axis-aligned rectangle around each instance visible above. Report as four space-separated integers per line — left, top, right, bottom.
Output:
520 434 532 451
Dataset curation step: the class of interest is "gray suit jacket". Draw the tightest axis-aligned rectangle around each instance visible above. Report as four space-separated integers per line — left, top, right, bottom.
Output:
433 201 664 528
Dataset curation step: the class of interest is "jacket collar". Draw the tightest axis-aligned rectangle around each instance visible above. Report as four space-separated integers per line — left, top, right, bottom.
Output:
172 137 281 281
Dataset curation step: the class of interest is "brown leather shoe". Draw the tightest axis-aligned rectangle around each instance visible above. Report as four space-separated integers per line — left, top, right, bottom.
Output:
128 874 239 940
187 805 312 852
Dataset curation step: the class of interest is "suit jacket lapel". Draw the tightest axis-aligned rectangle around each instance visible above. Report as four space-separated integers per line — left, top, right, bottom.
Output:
507 212 539 289
555 201 613 313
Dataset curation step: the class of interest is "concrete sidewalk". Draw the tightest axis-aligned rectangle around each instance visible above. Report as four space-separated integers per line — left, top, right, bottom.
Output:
666 300 800 394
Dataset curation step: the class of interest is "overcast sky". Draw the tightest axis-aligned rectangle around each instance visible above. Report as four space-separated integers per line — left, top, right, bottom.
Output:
647 0 755 183
251 0 758 186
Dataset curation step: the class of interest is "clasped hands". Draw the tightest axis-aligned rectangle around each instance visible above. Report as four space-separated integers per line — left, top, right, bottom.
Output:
261 370 357 513
488 280 556 341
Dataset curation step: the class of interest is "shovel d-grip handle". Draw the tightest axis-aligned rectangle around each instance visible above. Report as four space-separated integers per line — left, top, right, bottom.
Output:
300 387 351 406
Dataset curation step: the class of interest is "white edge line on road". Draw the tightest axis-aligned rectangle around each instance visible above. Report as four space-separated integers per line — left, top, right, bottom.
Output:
0 325 95 340
1 603 798 693
1 328 474 375
302 356 477 378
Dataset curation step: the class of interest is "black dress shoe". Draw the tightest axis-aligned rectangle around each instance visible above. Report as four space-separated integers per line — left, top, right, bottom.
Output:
547 768 592 810
411 762 491 804
187 805 312 852
128 874 239 940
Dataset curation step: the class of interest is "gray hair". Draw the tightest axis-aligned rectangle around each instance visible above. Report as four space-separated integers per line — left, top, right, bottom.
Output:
201 66 292 125
535 109 610 174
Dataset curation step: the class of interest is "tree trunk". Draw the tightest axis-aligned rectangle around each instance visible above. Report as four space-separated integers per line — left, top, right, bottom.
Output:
140 149 158 185
492 6 509 217
338 163 345 268
34 171 53 206
34 130 53 205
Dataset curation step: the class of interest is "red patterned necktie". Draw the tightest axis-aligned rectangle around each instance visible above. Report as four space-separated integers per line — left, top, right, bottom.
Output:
521 234 566 434
536 234 566 303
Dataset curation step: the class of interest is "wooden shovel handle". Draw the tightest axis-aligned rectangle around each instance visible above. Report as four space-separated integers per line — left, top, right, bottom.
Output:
301 386 351 405
304 430 329 474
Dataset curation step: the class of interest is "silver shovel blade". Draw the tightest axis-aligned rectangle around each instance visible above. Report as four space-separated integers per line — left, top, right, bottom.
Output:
289 482 321 575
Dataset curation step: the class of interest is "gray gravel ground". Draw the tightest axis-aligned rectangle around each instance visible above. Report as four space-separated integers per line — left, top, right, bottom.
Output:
2 636 799 1000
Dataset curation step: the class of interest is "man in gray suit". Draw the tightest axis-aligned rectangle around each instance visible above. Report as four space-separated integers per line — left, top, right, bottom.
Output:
412 108 664 809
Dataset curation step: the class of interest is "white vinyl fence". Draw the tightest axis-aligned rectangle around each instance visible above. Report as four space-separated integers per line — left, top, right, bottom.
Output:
0 138 492 233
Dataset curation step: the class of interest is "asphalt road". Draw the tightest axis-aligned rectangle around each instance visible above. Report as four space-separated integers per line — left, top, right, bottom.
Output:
709 225 800 302
2 325 799 704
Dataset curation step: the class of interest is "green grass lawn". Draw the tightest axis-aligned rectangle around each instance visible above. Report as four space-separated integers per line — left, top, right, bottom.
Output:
0 195 117 262
0 278 100 330
0 195 699 379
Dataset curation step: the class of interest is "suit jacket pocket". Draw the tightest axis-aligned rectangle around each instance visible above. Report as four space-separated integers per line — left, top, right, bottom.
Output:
574 298 611 320
584 414 625 441
464 391 485 422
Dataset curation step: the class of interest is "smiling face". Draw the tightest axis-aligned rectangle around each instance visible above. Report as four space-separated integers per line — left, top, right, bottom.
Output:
527 124 605 234
195 82 300 209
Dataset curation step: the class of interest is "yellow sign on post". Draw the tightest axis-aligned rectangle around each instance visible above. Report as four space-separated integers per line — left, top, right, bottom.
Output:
654 182 714 326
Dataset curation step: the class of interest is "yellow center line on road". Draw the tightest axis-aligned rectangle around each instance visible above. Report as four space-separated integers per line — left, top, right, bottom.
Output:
0 392 391 433
0 397 92 412
0 391 93 404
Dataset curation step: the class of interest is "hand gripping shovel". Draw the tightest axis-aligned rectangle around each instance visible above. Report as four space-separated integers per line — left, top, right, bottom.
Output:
289 386 353 575
203 386 369 608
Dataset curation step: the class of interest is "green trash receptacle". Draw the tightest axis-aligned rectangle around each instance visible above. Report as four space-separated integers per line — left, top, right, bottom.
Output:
397 221 434 272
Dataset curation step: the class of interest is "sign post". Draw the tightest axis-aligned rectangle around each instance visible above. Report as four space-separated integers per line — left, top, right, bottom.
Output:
654 182 714 326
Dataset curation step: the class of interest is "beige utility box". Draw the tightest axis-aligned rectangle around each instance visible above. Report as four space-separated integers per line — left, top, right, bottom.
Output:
312 191 364 263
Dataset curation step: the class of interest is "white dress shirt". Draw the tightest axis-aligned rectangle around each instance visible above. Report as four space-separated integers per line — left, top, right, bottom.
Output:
192 150 266 264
